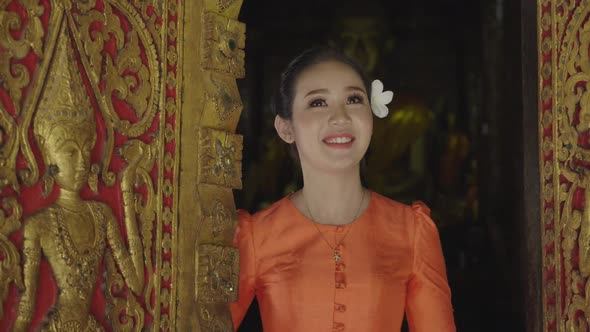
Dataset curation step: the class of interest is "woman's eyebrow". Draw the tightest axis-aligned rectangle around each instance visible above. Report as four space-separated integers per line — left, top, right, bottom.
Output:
304 88 329 97
346 86 366 93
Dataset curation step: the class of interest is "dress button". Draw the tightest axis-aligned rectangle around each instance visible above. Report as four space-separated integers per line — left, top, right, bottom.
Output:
335 303 347 312
333 322 345 331
335 281 347 289
336 262 346 272
336 226 345 233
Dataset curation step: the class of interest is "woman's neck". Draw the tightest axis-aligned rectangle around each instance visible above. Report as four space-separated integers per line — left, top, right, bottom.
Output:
297 166 367 225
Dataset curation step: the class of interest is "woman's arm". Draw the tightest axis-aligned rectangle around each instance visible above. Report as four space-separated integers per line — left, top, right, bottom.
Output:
405 202 456 332
229 210 257 331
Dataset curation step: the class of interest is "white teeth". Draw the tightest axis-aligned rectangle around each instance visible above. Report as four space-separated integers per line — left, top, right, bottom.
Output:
326 137 352 144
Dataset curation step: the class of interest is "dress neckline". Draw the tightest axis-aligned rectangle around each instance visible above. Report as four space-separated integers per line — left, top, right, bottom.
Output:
285 190 374 232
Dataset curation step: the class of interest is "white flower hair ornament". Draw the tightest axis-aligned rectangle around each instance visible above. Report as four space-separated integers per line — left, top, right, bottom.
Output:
370 79 394 118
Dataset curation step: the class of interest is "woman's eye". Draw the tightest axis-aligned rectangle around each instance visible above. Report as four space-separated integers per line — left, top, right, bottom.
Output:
309 99 327 107
347 95 364 104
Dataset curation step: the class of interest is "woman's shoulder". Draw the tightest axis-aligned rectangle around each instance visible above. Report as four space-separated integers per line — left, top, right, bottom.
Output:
237 195 293 225
370 192 416 218
369 192 436 233
235 196 295 247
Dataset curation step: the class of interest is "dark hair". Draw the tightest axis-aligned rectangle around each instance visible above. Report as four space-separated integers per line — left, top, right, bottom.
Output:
272 47 372 120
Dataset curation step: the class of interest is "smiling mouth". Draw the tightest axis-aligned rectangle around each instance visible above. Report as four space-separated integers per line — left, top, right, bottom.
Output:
322 134 355 147
324 137 353 144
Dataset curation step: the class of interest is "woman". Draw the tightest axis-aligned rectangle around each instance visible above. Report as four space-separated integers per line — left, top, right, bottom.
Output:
231 48 455 332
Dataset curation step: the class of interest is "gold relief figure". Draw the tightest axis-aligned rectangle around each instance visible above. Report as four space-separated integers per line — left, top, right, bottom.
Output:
118 137 158 316
14 23 144 332
0 197 24 320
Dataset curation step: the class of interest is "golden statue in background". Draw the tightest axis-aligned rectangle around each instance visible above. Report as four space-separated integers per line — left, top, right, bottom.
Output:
14 23 145 332
329 16 435 202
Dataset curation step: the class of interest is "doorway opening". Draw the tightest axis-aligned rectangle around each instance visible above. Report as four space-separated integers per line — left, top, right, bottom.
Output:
236 1 528 330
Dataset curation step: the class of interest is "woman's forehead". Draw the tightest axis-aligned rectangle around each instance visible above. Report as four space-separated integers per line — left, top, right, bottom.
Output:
295 61 365 93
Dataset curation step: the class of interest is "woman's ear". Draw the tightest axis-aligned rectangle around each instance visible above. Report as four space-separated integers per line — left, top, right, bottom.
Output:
274 115 295 143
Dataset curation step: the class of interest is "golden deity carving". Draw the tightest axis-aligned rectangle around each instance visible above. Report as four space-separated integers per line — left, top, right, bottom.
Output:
14 23 146 332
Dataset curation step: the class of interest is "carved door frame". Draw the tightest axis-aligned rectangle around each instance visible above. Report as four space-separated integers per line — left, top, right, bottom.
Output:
523 1 579 332
176 1 245 331
522 0 542 332
532 0 590 331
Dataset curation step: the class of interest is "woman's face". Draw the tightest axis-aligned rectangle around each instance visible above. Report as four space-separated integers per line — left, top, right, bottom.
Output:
281 60 373 173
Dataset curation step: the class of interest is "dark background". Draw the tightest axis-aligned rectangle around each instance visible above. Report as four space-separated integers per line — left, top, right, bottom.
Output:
234 0 539 331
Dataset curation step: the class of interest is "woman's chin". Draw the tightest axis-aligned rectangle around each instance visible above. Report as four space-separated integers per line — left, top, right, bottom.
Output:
318 158 362 173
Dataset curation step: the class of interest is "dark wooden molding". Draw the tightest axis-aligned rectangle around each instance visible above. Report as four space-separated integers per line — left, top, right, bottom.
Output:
520 0 542 331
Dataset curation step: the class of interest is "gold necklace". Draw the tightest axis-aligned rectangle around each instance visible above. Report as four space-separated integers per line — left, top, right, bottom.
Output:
304 190 366 262
52 202 105 298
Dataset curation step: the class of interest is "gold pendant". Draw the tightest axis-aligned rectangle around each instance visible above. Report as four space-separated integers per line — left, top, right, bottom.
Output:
333 250 341 262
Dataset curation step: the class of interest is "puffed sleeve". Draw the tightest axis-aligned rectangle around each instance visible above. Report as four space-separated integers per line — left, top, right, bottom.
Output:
405 202 456 332
229 209 257 331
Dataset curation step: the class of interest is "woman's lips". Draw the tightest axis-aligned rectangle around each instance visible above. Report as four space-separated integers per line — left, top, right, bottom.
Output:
322 133 355 148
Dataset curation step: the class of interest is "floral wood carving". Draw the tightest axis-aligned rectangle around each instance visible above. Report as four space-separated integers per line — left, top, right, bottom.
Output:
201 12 245 78
198 128 243 189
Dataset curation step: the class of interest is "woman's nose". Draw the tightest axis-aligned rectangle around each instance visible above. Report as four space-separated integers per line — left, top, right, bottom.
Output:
329 104 352 125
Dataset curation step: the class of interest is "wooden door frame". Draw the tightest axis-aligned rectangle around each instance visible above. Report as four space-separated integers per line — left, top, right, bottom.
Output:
521 0 542 331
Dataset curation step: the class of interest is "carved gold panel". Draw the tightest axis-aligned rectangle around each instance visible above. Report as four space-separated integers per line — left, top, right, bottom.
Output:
539 0 590 330
198 302 235 332
202 72 244 129
197 244 239 303
201 11 246 78
198 128 244 189
199 188 239 245
177 1 245 331
0 0 245 331
204 0 243 17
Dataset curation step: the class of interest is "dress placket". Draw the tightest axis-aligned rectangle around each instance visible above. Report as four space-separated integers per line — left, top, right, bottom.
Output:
333 226 348 331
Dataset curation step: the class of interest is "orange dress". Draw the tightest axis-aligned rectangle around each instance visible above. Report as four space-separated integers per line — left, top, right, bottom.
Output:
230 192 456 332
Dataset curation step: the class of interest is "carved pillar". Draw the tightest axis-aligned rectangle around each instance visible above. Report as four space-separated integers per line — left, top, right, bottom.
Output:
0 0 244 331
177 1 245 331
539 0 590 330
